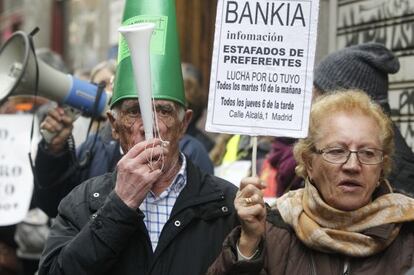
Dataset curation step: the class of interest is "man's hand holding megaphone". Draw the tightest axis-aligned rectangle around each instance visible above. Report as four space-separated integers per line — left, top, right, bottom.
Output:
40 105 78 154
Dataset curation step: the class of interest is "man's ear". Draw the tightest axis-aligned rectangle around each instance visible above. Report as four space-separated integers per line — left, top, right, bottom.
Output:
181 109 193 134
106 110 119 140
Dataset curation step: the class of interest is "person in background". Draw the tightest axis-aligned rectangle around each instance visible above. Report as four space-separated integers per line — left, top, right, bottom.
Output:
209 133 233 166
36 48 70 74
181 62 214 152
267 137 303 197
267 42 414 197
71 59 117 145
179 63 215 173
210 133 273 195
208 90 414 275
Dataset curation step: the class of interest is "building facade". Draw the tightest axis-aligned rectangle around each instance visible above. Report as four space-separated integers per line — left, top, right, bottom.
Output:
329 0 414 148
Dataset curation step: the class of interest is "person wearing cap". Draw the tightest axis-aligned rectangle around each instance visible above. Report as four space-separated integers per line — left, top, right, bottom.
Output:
181 62 215 152
267 42 414 196
37 1 237 274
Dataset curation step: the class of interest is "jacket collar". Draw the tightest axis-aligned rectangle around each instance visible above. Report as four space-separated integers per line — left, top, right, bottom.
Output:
170 157 226 217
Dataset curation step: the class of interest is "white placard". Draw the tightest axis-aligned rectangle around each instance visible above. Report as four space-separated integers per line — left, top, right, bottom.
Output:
206 0 320 138
0 115 34 226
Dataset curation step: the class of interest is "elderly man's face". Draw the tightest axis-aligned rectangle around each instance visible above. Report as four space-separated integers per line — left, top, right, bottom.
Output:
109 99 191 159
306 112 384 211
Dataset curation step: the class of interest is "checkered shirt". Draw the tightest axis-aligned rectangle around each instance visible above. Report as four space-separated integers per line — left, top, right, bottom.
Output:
139 153 187 251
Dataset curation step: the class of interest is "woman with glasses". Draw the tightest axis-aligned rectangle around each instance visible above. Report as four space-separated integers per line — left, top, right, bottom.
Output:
208 90 414 275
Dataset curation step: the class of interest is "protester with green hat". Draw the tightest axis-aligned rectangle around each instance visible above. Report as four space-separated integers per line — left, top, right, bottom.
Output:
38 0 238 274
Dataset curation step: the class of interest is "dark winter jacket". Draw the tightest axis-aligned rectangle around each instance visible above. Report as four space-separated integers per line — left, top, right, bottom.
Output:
208 210 414 275
38 160 238 275
389 124 414 195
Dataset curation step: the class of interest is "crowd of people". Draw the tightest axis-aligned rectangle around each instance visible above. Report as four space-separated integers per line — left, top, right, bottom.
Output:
1 0 414 274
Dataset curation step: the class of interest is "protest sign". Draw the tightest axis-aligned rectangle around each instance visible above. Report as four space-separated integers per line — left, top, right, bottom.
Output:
206 0 320 138
0 115 34 226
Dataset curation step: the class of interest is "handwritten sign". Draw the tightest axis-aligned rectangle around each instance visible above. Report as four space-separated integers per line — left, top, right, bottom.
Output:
0 115 34 226
206 0 320 138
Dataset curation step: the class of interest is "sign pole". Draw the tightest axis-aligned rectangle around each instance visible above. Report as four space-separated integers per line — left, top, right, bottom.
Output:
251 136 258 177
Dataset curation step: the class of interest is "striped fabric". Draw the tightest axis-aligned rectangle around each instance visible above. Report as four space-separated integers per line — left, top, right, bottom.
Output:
140 153 187 251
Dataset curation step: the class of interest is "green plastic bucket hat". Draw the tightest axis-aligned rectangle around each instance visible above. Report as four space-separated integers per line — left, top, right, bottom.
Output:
111 0 185 108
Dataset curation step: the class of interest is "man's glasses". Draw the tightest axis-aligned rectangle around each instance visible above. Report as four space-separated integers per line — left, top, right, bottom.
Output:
313 147 384 165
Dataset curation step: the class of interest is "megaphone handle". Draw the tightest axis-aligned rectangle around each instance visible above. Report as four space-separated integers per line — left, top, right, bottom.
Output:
40 106 81 144
41 128 57 144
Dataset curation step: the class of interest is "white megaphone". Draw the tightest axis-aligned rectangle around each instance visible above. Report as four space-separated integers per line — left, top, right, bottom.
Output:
118 23 155 140
0 31 110 118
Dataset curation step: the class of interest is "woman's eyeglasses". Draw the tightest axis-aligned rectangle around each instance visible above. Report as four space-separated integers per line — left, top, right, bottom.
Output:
313 147 384 165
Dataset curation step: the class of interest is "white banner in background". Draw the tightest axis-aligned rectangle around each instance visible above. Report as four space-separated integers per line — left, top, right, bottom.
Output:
0 115 34 226
206 0 320 138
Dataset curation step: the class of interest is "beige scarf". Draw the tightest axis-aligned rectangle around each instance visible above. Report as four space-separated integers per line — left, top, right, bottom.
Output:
276 180 414 257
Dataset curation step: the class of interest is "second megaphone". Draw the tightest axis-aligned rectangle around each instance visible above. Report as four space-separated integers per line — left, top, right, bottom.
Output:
0 31 110 118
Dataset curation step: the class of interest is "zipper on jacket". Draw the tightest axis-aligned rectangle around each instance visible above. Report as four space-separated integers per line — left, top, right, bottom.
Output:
343 258 350 275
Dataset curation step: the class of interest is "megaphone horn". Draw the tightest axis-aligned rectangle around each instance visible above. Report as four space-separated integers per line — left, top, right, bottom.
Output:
119 23 155 140
0 31 110 118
